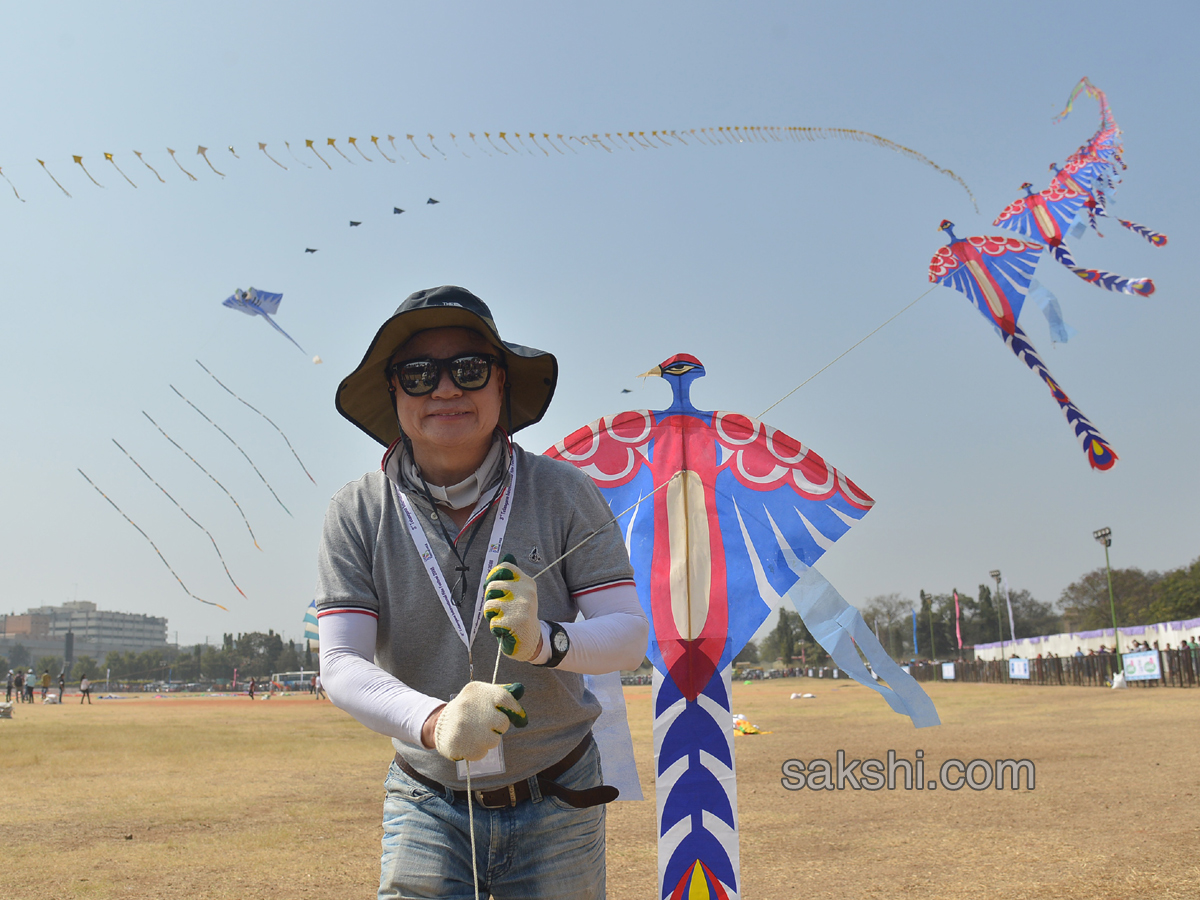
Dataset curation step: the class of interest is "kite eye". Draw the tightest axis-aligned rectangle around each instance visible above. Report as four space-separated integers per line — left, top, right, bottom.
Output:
662 363 696 376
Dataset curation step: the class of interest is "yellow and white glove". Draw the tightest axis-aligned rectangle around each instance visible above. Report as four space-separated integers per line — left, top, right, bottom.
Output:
433 681 528 762
483 554 541 662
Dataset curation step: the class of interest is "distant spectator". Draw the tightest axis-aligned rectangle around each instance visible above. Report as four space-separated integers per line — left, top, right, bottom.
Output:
79 676 92 705
23 671 34 702
248 677 256 700
58 672 65 702
5 670 12 703
13 670 23 703
315 675 326 700
40 671 51 701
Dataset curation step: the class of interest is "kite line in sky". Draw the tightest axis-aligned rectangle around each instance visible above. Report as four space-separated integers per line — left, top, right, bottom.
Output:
171 385 292 517
2 124 976 210
112 439 247 599
196 360 316 484
143 411 261 550
77 469 228 611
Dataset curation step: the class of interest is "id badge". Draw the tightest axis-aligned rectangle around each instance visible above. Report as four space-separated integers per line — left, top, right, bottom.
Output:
457 737 506 780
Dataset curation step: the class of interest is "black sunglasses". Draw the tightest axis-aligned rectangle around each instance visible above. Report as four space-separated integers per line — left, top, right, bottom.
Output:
387 353 504 397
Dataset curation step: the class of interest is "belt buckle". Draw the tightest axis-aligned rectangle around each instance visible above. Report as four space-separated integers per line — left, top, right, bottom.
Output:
473 784 519 809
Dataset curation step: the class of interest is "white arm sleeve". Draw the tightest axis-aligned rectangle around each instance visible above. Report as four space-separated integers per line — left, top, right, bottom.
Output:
318 612 444 748
529 583 649 674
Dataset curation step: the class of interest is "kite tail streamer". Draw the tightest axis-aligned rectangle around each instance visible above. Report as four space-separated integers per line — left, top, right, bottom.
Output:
1028 279 1076 344
387 135 408 162
556 134 576 154
37 160 72 197
228 145 240 158
196 360 316 484
348 137 372 161
407 134 431 160
112 439 246 599
428 134 447 158
133 150 167 183
258 143 288 170
327 138 353 163
305 140 332 169
1116 218 1168 247
1048 243 1155 296
196 146 225 177
500 132 520 154
255 312 309 355
371 136 395 163
77 469 228 611
166 148 198 181
784 563 940 728
531 134 550 156
143 411 261 549
285 141 312 169
0 166 25 201
72 156 104 188
470 133 491 157
449 133 469 158
485 132 506 155
171 385 293 517
104 153 137 187
513 133 533 155
1003 324 1117 470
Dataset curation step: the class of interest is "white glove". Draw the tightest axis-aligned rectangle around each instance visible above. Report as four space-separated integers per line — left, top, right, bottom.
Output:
433 681 528 762
483 554 541 662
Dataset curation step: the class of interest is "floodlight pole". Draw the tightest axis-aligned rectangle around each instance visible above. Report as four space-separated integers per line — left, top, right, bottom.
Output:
989 570 1003 649
1093 528 1120 657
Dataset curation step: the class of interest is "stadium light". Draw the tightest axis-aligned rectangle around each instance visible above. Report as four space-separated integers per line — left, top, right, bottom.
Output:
1093 527 1120 656
989 570 1003 645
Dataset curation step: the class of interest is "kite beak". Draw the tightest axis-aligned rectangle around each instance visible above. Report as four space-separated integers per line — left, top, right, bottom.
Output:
638 365 662 379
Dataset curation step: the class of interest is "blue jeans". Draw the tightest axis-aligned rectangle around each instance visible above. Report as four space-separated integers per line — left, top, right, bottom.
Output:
379 740 606 900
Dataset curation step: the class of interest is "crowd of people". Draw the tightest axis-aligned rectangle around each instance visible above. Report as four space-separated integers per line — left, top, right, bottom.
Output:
4 668 93 704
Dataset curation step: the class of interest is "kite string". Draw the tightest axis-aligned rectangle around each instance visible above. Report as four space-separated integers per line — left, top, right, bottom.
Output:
112 439 246 599
757 286 935 420
171 385 293 517
143 411 261 550
195 359 317 484
77 469 227 611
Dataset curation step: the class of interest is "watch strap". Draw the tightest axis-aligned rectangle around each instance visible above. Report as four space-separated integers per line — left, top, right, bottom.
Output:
539 621 569 668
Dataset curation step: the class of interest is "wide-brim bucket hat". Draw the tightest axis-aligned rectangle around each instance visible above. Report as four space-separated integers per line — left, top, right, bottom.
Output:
335 285 558 446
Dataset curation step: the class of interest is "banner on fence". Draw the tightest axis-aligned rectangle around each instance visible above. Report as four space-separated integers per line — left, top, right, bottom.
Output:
942 662 956 680
1008 658 1031 680
1122 650 1161 681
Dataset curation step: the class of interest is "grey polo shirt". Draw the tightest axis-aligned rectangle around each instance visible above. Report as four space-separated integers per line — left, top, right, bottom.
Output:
315 443 636 789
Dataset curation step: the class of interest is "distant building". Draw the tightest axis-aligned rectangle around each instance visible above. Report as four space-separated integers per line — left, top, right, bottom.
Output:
1 601 168 661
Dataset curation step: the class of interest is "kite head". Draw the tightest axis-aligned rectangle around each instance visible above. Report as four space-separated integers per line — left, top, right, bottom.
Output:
640 353 706 413
1020 182 1034 196
938 219 959 243
335 285 558 447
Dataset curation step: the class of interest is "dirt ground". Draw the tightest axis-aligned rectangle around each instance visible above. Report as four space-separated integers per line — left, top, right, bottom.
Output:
2 680 1197 899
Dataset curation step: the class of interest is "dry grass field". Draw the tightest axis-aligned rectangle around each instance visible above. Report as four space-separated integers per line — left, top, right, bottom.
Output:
2 680 1197 899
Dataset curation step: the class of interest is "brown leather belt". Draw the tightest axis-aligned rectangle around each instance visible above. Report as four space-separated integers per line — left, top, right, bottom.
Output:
394 732 619 810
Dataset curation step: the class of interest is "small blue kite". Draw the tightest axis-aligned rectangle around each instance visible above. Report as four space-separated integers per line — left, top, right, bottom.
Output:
222 287 307 355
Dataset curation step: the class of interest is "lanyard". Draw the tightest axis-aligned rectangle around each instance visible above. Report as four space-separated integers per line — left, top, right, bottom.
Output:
394 451 518 664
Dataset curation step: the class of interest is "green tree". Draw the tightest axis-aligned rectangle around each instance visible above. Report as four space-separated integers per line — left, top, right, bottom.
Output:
9 643 30 668
863 593 914 658
734 640 760 665
1058 567 1162 629
71 656 100 681
276 639 301 674
1148 556 1200 622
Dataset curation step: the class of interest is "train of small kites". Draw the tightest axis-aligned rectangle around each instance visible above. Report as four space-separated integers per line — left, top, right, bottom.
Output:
928 77 1166 472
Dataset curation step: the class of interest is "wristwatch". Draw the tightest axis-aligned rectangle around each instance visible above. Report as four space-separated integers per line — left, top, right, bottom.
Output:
539 621 570 668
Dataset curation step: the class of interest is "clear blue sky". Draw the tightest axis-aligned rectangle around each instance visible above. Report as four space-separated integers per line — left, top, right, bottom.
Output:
2 2 1196 649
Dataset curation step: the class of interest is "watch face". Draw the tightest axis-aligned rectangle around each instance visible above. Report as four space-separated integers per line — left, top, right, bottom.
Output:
553 631 570 653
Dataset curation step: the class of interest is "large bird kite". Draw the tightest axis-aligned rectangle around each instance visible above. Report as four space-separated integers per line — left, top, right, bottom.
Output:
547 354 937 900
